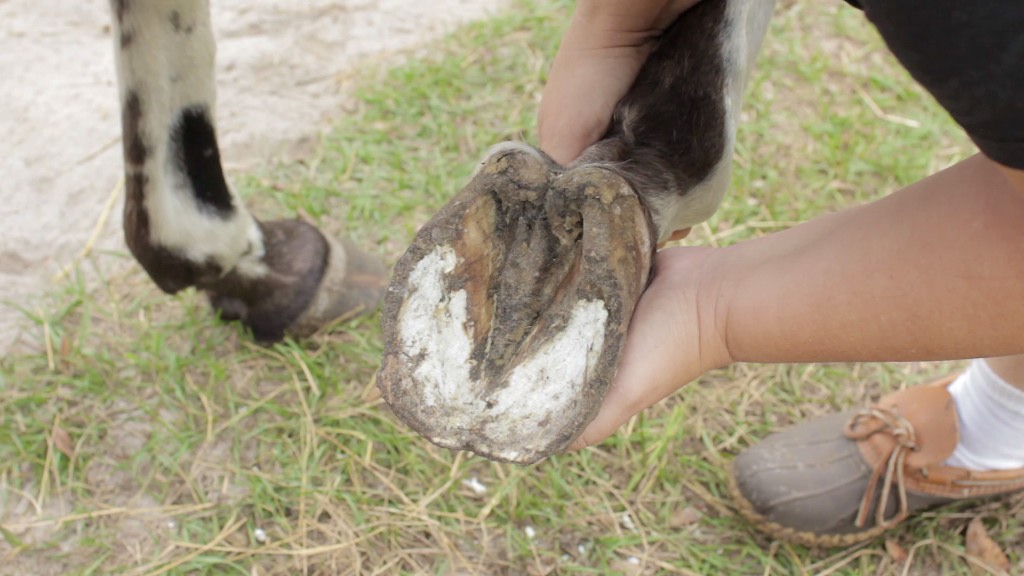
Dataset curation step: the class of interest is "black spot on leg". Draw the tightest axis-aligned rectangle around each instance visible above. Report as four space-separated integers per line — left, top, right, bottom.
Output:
120 30 134 48
125 171 146 211
170 106 235 214
168 10 193 34
112 0 127 23
122 91 148 166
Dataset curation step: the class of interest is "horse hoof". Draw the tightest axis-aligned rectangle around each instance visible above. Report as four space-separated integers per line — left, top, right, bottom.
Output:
286 232 389 338
208 219 387 342
378 143 655 464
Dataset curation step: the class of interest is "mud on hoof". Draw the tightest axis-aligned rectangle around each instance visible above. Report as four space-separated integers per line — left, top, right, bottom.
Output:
207 219 387 343
379 144 655 464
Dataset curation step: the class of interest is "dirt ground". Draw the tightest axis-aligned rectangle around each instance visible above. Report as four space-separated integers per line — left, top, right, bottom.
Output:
0 0 505 355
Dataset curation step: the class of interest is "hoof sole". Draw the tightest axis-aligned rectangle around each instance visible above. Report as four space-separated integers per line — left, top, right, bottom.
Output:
379 144 655 464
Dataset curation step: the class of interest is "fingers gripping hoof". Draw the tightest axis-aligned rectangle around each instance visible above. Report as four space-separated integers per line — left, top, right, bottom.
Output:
379 145 655 464
208 219 387 342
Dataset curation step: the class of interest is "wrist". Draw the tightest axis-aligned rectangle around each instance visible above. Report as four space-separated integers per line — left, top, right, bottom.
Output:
697 246 738 370
702 232 791 366
654 245 736 372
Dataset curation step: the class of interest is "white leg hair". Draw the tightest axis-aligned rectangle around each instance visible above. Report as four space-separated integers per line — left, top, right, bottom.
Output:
111 0 266 278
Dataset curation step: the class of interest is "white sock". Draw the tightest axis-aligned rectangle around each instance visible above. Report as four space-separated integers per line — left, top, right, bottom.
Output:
944 359 1024 471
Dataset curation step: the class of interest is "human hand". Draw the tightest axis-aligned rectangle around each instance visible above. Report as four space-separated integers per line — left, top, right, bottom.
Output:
569 245 733 450
538 0 702 165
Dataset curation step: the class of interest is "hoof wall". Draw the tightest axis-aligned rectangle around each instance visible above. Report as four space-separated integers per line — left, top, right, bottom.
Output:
287 233 389 338
207 219 387 342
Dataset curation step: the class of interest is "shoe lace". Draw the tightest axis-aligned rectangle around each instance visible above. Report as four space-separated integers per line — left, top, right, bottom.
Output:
843 407 918 530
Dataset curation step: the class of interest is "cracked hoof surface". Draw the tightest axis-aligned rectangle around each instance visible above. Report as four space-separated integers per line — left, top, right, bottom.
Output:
379 144 655 464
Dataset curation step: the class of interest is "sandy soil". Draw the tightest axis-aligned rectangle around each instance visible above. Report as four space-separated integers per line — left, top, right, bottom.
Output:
0 0 505 354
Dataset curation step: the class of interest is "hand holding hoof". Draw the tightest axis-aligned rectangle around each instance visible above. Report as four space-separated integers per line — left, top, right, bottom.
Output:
379 144 655 464
379 0 772 463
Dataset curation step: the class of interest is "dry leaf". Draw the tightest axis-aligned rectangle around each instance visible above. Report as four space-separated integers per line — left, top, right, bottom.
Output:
52 425 74 458
885 539 909 565
58 332 74 374
965 517 1010 575
669 506 703 528
363 384 383 403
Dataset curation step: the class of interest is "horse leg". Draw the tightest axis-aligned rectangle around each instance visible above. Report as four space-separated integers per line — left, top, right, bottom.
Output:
109 0 386 342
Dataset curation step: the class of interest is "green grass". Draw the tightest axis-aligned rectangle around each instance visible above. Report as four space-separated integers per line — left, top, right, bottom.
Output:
2 1 1021 574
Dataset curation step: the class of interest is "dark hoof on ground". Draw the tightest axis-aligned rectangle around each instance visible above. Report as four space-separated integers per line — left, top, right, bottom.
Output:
286 232 389 338
208 219 387 343
378 143 655 464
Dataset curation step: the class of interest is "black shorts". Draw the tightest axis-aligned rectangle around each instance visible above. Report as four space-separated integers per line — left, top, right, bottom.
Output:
843 0 1024 169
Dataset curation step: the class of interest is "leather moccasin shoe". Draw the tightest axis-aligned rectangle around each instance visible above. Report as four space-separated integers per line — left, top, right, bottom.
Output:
729 375 1024 547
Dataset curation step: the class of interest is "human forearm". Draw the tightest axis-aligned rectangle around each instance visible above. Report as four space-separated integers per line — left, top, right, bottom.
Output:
714 154 1024 364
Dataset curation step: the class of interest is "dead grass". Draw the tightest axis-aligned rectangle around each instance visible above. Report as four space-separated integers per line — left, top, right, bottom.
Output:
2 1 1021 575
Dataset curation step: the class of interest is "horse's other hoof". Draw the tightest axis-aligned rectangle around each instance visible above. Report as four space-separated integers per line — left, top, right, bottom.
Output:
378 144 655 464
286 232 389 338
208 219 388 342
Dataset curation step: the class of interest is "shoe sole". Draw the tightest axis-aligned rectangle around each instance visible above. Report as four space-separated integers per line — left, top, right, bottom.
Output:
726 459 892 548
